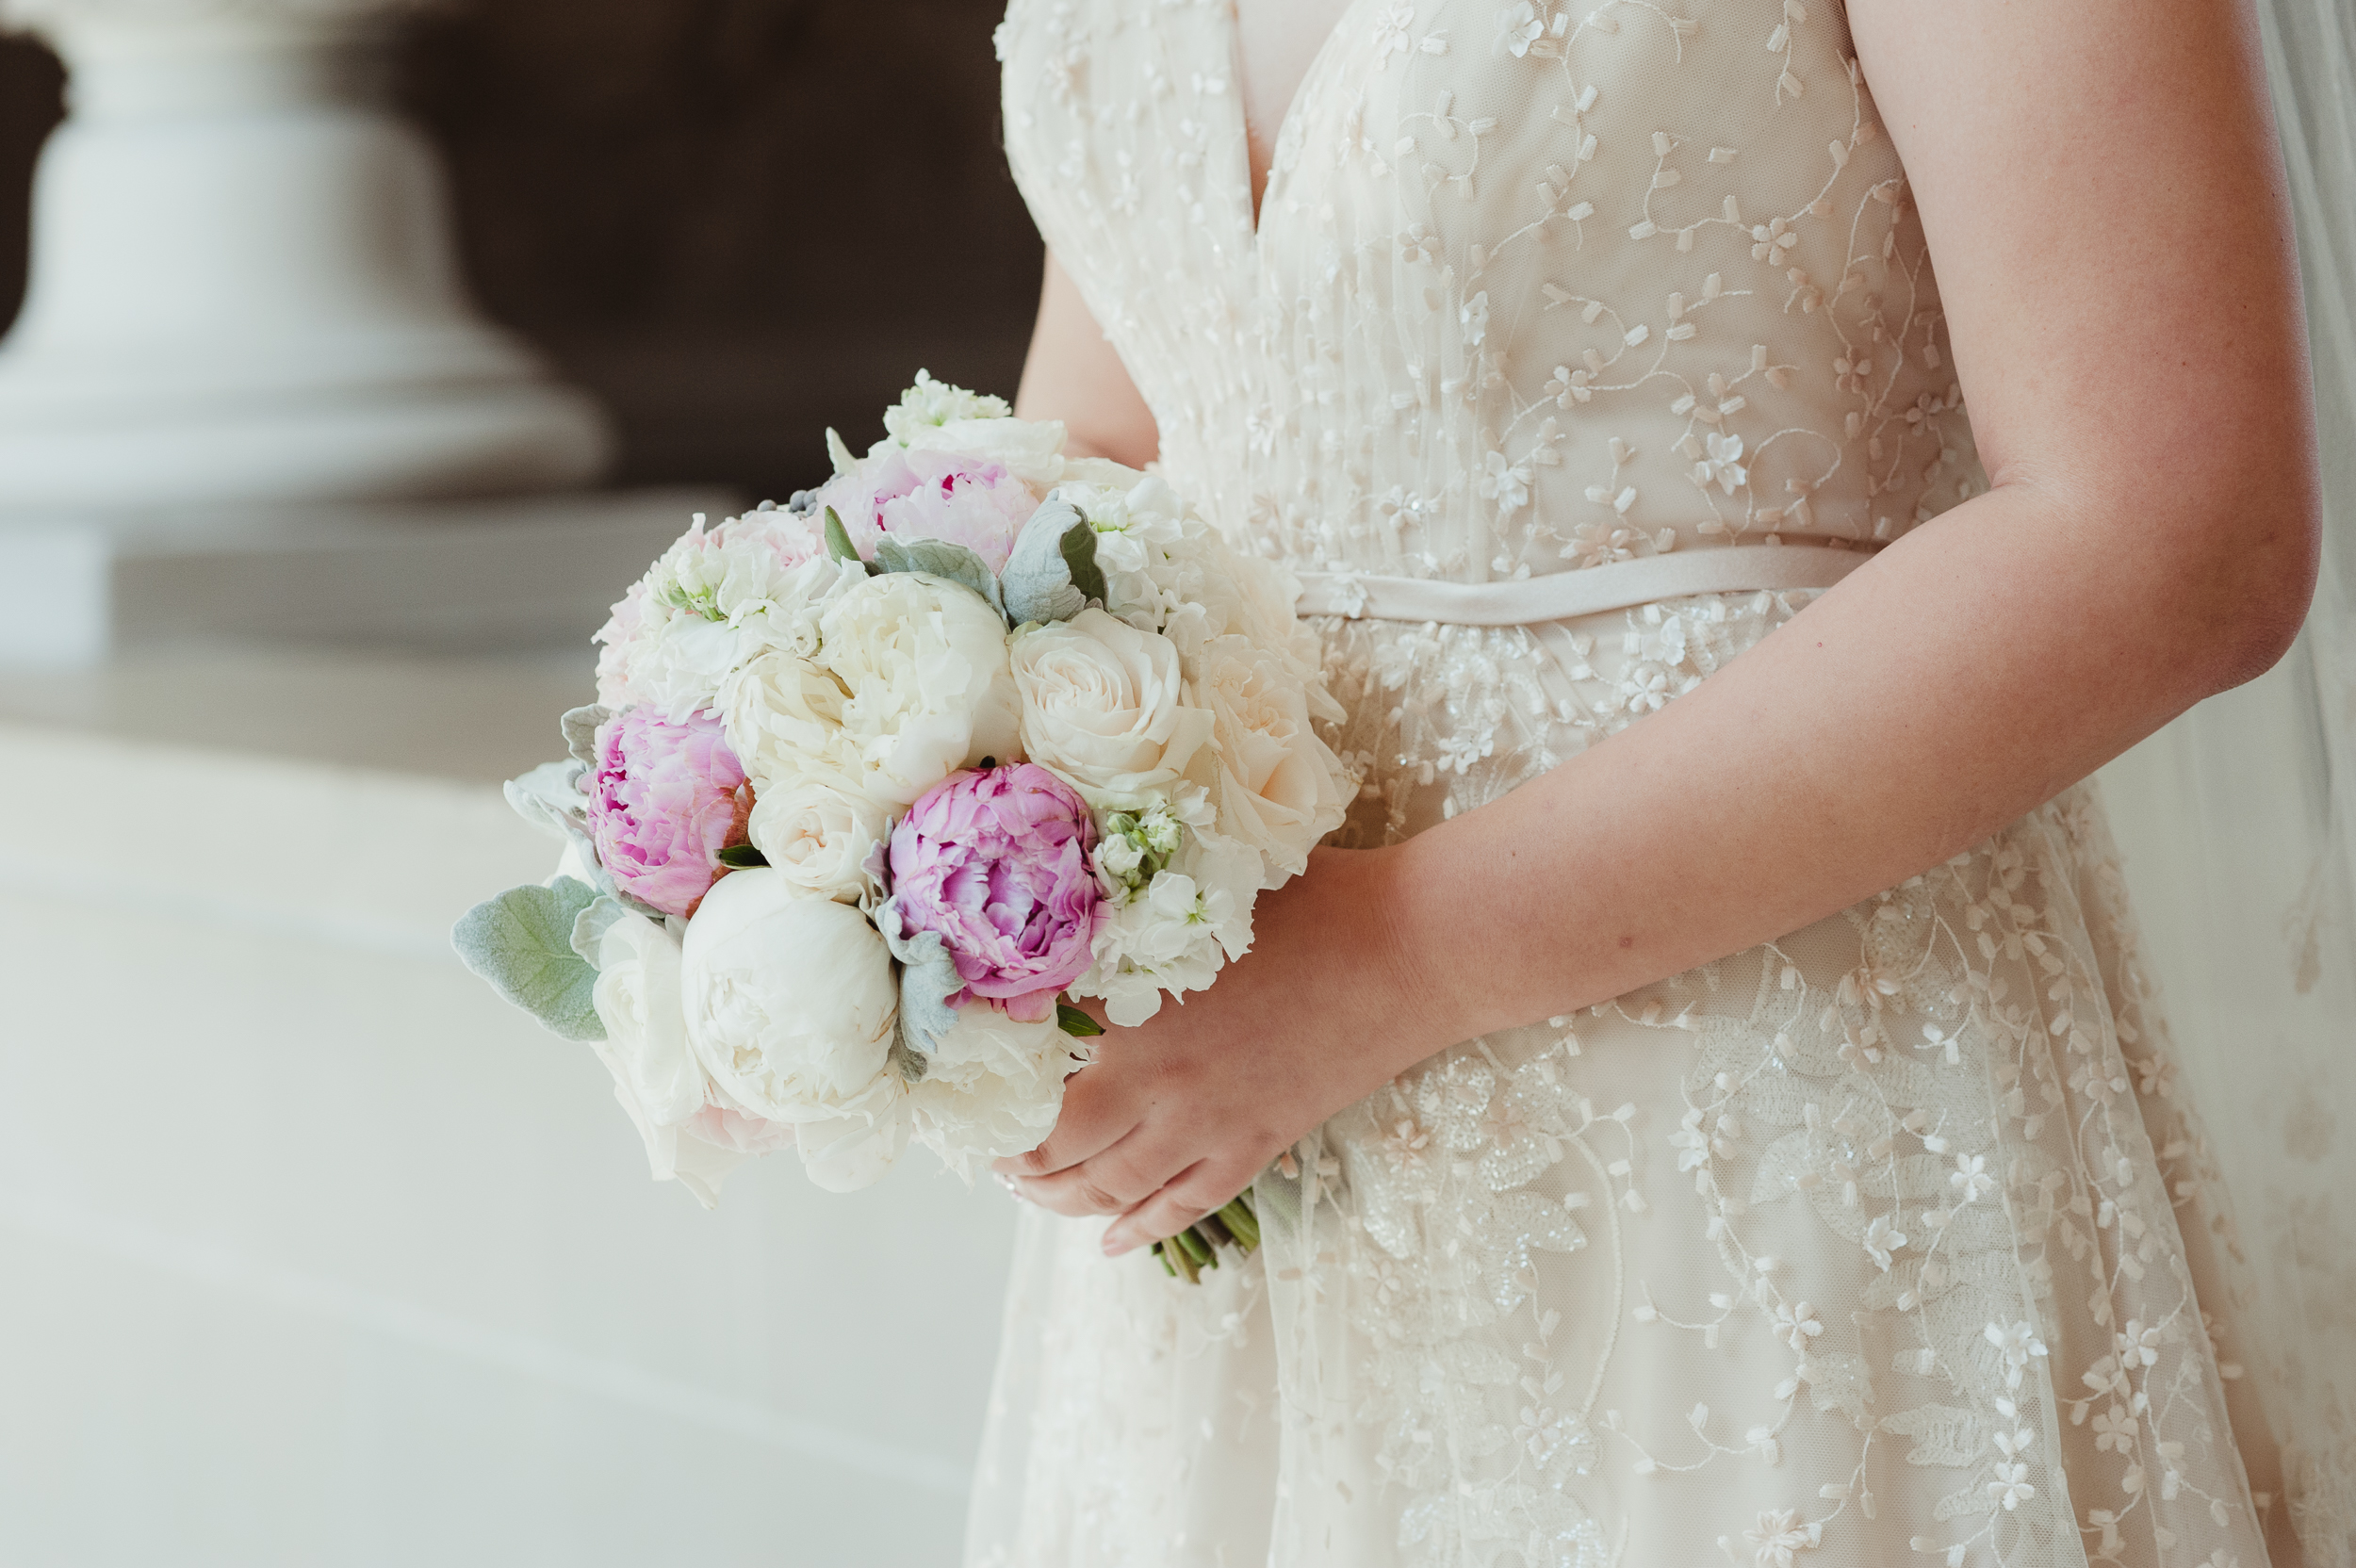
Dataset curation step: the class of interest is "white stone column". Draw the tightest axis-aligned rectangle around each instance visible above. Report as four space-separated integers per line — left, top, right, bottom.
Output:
0 0 612 510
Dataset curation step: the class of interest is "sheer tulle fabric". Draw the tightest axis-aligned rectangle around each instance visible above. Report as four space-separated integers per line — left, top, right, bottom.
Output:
972 0 2345 1562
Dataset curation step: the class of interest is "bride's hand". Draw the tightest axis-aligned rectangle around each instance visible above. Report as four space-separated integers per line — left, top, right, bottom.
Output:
992 844 1439 1256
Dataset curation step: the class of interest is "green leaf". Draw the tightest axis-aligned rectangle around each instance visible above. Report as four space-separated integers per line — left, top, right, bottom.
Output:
873 536 1006 620
1058 514 1108 608
451 877 607 1041
714 843 769 868
1055 1003 1105 1037
823 507 879 575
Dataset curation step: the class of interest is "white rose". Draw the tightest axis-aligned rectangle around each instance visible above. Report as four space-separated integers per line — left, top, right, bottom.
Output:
1188 634 1350 883
1011 608 1215 807
679 870 908 1190
746 773 894 905
589 907 751 1206
819 574 1022 807
905 1005 1079 1178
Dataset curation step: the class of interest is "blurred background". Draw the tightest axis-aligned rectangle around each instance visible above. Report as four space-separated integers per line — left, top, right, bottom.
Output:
1 0 1043 505
0 4 1043 1563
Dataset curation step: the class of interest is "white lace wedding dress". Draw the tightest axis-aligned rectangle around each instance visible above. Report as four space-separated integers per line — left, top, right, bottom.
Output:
969 2 2299 1564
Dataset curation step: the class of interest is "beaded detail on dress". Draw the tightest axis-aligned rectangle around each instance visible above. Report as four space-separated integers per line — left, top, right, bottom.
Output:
970 3 2282 1566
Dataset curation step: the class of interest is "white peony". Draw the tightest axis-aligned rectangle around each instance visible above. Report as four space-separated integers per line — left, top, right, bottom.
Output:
1010 608 1216 808
721 650 866 793
901 417 1067 490
679 870 908 1191
588 906 746 1207
746 773 894 905
905 1004 1081 1178
817 573 1023 807
1187 633 1351 883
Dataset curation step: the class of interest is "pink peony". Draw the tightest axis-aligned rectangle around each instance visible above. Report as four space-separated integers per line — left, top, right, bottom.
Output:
886 764 1103 1022
588 707 753 918
813 449 1039 573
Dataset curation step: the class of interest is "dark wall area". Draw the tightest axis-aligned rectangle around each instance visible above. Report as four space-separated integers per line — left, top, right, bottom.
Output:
0 0 1043 502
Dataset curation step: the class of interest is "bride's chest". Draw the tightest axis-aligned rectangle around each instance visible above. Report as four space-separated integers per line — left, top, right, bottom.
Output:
1003 0 1875 280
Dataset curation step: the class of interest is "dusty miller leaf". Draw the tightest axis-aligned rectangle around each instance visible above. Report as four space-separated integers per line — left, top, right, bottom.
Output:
874 536 1006 620
452 877 606 1041
503 760 587 841
570 893 630 967
560 705 611 769
877 897 962 1068
1000 499 1097 624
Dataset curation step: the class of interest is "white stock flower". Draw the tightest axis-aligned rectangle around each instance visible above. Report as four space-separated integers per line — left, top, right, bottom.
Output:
622 522 861 722
1187 633 1350 883
822 574 1022 805
881 369 1012 443
1011 608 1215 807
906 1004 1080 1178
679 870 907 1191
746 773 894 905
1058 477 1189 629
1074 833 1258 1025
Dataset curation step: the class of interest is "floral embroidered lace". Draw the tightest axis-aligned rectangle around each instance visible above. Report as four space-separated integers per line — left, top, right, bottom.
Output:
969 3 2284 1565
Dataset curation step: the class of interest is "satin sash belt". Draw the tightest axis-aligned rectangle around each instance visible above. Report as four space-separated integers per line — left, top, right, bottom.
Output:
1290 544 1873 627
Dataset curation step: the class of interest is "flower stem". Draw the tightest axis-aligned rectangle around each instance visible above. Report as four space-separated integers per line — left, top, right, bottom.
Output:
1152 1188 1263 1284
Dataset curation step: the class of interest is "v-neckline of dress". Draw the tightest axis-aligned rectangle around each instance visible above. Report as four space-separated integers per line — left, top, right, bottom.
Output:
1220 0 1383 240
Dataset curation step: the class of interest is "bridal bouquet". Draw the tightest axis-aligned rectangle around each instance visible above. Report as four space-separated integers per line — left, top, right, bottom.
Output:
454 374 1348 1278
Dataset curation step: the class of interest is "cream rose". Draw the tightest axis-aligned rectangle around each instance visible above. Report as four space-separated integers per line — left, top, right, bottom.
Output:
1010 608 1215 806
818 574 1022 807
1187 634 1350 883
746 773 893 905
679 870 908 1190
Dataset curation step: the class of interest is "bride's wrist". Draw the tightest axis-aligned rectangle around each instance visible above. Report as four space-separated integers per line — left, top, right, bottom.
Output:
1338 838 1479 1076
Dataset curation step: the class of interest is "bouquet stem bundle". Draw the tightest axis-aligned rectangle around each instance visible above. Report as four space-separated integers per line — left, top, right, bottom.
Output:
1153 1190 1261 1282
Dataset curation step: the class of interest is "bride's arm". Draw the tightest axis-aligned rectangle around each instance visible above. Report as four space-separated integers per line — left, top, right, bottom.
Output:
1002 0 2325 1254
1013 250 1160 466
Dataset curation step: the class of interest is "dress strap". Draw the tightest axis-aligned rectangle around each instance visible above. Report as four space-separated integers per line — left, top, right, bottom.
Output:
1290 544 1874 626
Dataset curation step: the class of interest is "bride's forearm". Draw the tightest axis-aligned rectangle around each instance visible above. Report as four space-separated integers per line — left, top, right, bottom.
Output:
1365 479 2313 1071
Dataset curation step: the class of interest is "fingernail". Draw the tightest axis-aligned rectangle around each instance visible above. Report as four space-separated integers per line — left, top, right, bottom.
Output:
1101 1229 1133 1257
997 1173 1026 1200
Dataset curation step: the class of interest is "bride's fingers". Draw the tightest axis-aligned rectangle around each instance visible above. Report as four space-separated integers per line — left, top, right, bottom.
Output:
1101 1159 1252 1257
992 1063 1137 1179
1015 1123 1190 1217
